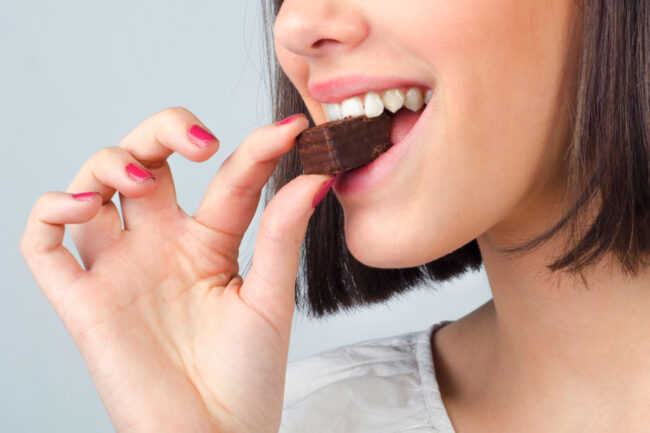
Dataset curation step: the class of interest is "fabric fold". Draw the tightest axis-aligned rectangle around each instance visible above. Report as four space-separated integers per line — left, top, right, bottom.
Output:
280 321 457 433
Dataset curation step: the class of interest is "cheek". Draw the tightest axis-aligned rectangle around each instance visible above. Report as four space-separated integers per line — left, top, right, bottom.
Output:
274 40 308 83
341 0 577 268
436 0 576 222
417 0 575 215
274 43 327 123
397 0 574 167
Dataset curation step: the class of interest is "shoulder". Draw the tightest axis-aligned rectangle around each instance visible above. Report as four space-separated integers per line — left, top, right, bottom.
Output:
283 328 424 406
280 321 456 433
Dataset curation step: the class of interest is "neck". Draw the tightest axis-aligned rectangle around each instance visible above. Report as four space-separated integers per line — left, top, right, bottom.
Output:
481 233 650 380
472 216 650 427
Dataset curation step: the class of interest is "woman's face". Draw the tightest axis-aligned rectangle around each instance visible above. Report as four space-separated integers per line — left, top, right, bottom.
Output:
273 0 582 268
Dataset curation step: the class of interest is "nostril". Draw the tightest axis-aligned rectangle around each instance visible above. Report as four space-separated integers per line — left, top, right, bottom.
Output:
312 38 339 49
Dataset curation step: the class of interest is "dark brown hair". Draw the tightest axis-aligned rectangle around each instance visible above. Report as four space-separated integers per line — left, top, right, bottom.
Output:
261 0 650 318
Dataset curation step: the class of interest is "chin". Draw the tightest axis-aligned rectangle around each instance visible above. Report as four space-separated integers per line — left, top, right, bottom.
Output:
342 217 432 269
341 206 478 269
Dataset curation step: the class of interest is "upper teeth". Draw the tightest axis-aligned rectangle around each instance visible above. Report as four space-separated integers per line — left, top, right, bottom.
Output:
323 87 432 121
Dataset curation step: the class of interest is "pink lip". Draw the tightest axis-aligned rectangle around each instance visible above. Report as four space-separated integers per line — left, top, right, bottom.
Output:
309 75 429 103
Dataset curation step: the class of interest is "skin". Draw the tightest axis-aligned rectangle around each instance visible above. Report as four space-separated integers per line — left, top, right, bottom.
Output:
21 107 332 433
274 0 650 432
20 1 649 432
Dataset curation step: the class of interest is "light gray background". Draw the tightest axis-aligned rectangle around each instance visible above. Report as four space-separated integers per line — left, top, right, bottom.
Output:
0 0 492 431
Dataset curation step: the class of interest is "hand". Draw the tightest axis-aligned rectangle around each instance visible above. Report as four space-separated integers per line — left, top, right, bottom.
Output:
20 107 332 433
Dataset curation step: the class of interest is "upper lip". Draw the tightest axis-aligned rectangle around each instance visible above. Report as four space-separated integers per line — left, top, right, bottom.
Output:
309 75 430 104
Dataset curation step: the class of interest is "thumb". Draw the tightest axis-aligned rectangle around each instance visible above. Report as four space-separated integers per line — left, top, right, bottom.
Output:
239 173 335 338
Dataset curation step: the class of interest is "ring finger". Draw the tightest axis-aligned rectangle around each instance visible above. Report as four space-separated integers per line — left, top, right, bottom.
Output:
66 146 158 267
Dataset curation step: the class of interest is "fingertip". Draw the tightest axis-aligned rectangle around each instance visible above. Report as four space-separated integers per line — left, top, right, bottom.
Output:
188 124 219 149
66 191 103 223
311 176 336 208
275 113 308 127
290 173 335 191
306 173 335 182
71 191 103 214
125 163 156 184
247 114 309 163
72 192 101 201
23 191 103 256
194 138 220 162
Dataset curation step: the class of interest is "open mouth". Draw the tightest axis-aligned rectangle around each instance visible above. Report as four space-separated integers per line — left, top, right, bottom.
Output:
321 86 431 151
388 104 425 144
321 86 433 194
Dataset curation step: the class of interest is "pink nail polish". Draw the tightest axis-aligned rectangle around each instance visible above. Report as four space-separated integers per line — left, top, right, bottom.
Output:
72 192 99 201
276 114 303 126
126 163 154 183
188 125 217 148
312 178 336 208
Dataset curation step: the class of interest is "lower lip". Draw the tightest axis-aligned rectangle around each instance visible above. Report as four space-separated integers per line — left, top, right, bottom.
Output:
332 100 432 195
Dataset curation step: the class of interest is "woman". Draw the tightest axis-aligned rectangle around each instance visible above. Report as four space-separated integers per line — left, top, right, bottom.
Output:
20 0 649 432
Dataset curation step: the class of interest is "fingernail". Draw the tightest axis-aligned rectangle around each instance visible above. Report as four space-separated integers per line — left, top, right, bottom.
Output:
126 163 155 183
72 192 99 201
276 114 303 126
188 125 218 148
312 177 336 208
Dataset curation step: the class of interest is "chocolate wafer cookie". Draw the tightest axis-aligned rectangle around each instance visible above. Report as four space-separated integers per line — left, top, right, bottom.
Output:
296 113 392 175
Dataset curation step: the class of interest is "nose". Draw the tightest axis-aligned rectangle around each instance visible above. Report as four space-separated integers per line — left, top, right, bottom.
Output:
273 0 369 57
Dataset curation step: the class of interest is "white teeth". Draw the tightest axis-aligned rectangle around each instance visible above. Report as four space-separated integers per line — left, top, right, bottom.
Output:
381 89 405 113
321 87 431 121
363 92 384 118
325 103 343 121
340 96 365 118
404 88 424 112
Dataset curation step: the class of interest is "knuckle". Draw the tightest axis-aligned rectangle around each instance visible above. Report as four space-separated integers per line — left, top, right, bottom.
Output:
247 125 267 141
224 273 244 291
240 124 288 163
225 181 260 201
87 147 124 178
20 194 48 256
18 233 31 257
161 106 194 123
33 191 52 210
258 215 294 246
18 231 41 258
220 152 235 170
94 146 121 163
243 128 269 158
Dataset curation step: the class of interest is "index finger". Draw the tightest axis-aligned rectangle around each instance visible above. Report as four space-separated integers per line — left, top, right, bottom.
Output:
193 114 309 240
118 106 219 164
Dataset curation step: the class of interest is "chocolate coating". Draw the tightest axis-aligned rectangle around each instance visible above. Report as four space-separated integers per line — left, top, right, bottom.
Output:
296 113 392 175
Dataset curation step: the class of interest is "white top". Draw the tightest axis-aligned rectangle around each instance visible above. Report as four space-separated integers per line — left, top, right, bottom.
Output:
280 321 456 433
